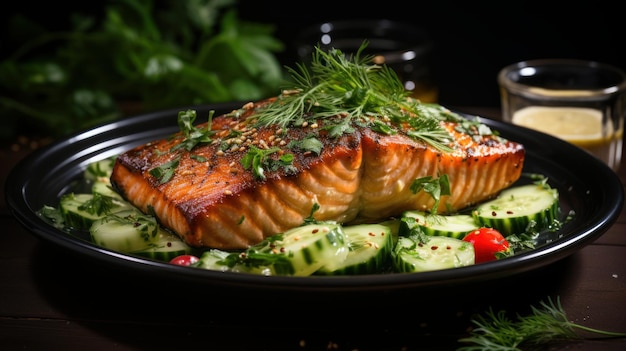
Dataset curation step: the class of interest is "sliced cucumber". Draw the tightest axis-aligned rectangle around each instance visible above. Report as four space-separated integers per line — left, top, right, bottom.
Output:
315 223 393 275
230 222 349 276
195 249 274 275
378 218 401 244
392 235 474 273
472 184 560 235
399 211 479 239
59 193 102 229
91 181 124 200
84 157 116 183
90 209 160 253
132 228 193 262
195 249 236 272
59 192 134 230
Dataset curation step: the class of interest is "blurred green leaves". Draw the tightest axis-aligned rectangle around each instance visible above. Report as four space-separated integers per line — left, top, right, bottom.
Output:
0 0 285 141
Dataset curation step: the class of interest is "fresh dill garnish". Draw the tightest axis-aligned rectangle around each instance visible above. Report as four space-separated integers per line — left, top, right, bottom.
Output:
457 296 626 350
251 42 469 151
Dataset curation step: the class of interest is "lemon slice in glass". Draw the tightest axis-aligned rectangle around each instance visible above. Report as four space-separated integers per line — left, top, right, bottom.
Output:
511 106 610 147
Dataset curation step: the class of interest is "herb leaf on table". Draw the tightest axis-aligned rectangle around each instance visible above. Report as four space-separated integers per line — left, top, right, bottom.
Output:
457 296 626 350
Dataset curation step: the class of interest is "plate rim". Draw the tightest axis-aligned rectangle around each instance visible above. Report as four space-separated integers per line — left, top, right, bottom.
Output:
5 103 624 292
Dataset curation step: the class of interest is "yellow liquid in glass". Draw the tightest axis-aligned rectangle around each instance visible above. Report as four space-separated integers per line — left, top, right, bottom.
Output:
511 106 622 170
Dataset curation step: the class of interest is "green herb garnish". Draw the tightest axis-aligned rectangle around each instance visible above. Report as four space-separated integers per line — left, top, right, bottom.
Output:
410 174 451 214
458 296 626 350
190 154 207 162
288 135 324 155
399 216 431 244
215 235 296 275
149 156 180 185
78 192 114 216
302 203 321 224
172 110 215 152
38 205 65 229
252 42 468 151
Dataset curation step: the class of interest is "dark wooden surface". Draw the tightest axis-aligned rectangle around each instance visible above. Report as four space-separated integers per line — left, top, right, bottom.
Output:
1 108 625 350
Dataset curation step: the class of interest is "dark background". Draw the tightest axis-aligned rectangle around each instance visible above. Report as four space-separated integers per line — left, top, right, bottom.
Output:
2 0 623 109
235 0 624 108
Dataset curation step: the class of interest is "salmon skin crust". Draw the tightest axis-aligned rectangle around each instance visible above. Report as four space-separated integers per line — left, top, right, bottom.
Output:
111 100 525 249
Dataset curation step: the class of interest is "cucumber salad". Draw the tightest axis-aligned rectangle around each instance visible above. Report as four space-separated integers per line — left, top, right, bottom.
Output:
39 157 564 276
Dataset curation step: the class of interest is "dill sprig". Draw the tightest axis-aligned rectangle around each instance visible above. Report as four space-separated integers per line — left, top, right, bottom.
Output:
457 296 626 350
251 41 469 151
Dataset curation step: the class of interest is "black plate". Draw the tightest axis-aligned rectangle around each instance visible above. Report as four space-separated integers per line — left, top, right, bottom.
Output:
5 102 624 293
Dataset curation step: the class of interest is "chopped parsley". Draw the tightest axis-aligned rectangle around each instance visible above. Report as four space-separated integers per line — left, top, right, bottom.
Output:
78 192 114 216
171 110 215 152
240 146 295 180
149 157 180 185
410 175 451 214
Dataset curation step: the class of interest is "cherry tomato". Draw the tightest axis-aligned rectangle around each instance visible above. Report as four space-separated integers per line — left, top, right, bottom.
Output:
462 227 511 264
169 254 199 266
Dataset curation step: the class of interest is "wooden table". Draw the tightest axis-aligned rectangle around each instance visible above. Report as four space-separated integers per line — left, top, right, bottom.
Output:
1 108 625 350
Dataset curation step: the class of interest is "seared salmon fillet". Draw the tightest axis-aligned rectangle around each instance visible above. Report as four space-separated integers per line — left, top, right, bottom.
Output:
111 99 524 249
110 46 525 249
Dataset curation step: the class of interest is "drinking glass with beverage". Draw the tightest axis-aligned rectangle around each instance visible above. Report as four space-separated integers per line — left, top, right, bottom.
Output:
498 59 626 171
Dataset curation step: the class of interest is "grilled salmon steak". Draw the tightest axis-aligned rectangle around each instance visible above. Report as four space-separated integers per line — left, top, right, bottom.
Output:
111 99 524 249
110 46 525 249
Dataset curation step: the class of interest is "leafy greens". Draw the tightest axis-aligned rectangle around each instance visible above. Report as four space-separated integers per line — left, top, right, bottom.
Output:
0 0 285 141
